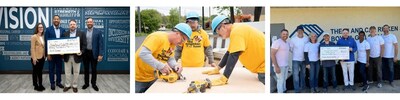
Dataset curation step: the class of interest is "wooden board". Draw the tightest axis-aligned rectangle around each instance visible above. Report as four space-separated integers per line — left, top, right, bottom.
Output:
145 62 265 93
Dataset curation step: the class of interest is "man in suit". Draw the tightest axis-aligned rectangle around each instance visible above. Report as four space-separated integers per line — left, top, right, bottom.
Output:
82 17 104 91
44 15 65 90
62 19 87 93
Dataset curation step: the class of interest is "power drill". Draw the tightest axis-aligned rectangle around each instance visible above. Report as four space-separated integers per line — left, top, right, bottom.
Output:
186 78 212 93
156 67 186 83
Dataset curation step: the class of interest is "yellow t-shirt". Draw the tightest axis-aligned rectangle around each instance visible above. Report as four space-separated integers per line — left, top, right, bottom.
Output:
228 23 265 73
135 32 175 82
181 29 211 67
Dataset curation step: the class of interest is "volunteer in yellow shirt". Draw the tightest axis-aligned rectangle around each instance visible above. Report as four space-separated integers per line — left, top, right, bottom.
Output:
203 15 265 86
135 23 192 93
175 12 217 67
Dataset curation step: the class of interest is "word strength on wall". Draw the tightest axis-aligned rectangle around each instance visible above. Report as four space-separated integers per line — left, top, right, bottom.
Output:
0 7 130 71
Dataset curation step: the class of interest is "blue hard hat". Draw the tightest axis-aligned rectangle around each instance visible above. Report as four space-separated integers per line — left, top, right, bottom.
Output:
186 12 200 19
174 23 192 40
211 15 228 35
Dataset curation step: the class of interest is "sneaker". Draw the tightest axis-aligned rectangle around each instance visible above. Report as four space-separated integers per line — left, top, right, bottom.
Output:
323 88 328 93
390 82 395 87
334 88 340 92
342 85 348 91
362 85 370 92
377 83 383 88
314 88 320 93
350 85 356 91
358 83 364 87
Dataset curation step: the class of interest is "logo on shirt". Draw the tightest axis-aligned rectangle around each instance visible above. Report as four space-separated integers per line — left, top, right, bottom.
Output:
185 35 202 48
156 47 174 61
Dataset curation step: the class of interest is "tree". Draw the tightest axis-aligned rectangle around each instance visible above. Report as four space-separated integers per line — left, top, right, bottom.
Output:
136 9 162 33
167 8 180 28
161 15 169 26
214 6 242 16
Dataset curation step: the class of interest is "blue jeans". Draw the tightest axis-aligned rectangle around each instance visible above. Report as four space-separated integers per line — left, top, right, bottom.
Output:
135 79 157 93
258 73 265 85
309 61 320 89
292 61 306 92
323 66 337 88
48 55 63 85
274 66 288 93
358 61 368 85
382 58 394 83
270 66 277 93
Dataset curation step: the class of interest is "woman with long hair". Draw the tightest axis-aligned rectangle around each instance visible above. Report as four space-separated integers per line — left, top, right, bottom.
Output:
30 23 46 91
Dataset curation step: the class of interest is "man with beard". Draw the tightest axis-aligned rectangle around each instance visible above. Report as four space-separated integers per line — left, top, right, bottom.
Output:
82 17 104 91
44 15 65 90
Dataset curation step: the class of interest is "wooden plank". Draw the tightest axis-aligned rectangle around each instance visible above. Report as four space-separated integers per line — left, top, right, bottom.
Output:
145 62 265 93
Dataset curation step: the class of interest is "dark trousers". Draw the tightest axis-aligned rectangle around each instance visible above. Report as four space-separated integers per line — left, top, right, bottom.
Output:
358 61 368 85
83 50 98 85
323 66 337 88
31 58 45 87
135 79 157 93
368 57 382 83
258 73 265 85
48 55 63 85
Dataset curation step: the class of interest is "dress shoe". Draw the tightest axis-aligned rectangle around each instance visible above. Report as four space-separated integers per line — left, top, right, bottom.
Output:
38 85 46 91
82 84 89 89
34 86 39 91
63 87 71 92
73 87 78 93
92 85 99 91
56 83 65 88
51 84 55 90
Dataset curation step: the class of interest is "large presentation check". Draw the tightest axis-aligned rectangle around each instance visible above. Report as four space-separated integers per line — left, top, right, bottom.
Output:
320 46 349 60
47 37 80 55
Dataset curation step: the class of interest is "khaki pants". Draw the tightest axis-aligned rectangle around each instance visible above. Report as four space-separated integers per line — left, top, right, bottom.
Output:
64 56 81 88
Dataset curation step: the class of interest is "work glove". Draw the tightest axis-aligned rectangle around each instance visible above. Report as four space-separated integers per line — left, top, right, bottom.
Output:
211 75 228 86
201 67 221 75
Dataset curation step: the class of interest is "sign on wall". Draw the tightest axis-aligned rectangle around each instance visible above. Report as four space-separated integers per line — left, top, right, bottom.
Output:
0 7 130 71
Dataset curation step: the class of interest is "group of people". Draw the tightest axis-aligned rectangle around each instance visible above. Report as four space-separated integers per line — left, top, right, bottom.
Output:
135 12 265 93
30 15 104 93
271 25 398 93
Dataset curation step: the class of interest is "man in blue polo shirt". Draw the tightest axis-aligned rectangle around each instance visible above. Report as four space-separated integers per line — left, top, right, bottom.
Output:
337 28 357 91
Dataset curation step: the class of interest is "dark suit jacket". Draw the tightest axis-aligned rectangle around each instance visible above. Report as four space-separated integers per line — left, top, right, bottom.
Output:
63 29 87 63
84 28 104 59
44 25 66 56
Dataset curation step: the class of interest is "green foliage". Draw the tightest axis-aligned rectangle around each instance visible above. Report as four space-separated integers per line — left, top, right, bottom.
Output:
167 8 180 28
136 9 162 33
